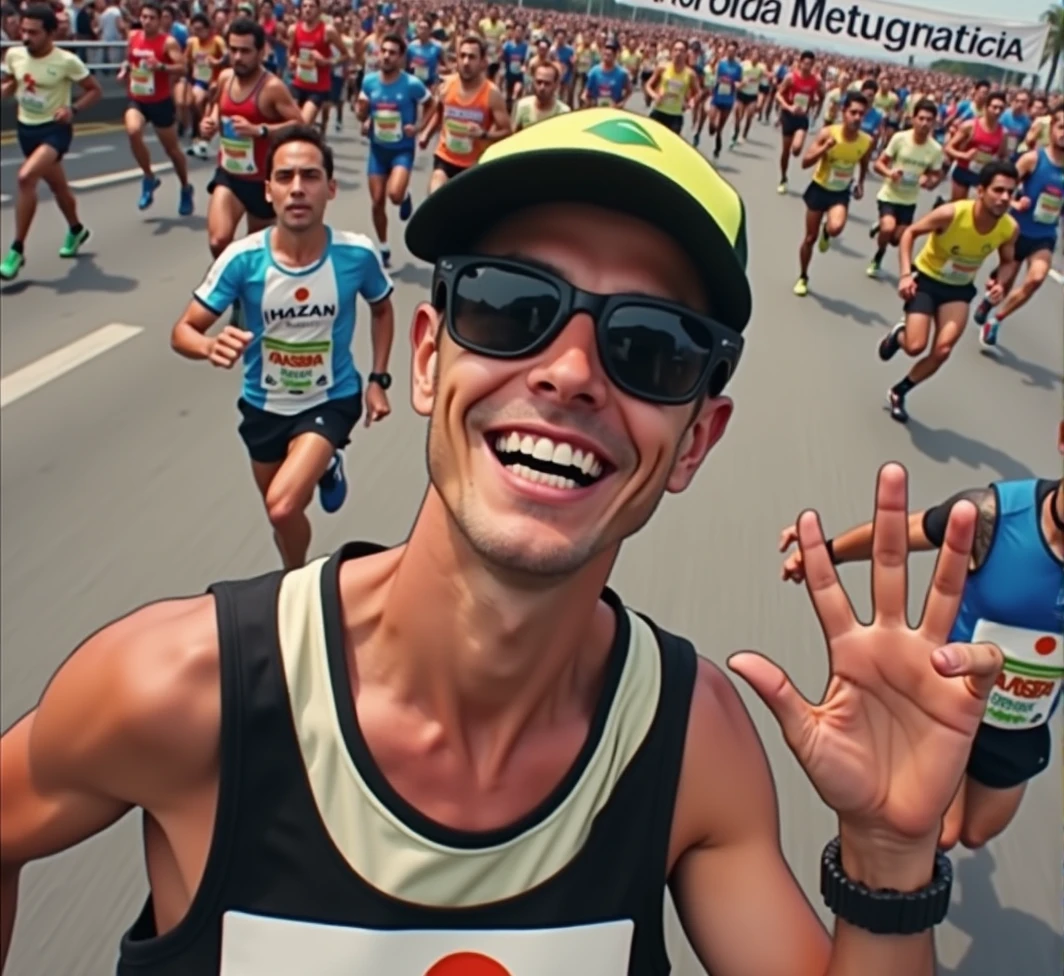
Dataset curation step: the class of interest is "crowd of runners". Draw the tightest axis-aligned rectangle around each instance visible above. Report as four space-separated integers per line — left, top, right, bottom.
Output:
0 0 1061 974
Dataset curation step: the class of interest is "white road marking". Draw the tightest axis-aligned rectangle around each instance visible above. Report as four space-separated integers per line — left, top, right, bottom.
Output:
0 193 9 204
0 324 143 409
1050 269 1064 287
69 162 173 190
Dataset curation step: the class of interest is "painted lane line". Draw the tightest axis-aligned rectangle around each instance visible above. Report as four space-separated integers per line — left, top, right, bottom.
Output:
1049 269 1063 287
69 162 173 190
0 193 9 204
0 324 143 409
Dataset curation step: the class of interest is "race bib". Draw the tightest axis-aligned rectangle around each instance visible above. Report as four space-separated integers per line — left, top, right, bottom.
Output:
968 150 994 175
373 108 402 144
219 912 634 976
219 120 257 175
899 168 920 186
974 620 1063 730
18 88 47 115
130 66 155 98
412 63 429 81
296 54 318 84
443 118 473 156
1033 187 1062 225
597 95 613 107
261 336 332 395
826 161 855 192
1006 133 1018 154
792 92 809 113
193 55 212 83
941 254 982 285
716 80 733 97
509 57 522 74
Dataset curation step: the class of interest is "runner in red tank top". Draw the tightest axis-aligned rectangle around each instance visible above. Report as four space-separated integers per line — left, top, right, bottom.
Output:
774 50 823 194
119 2 193 215
945 91 1009 201
288 0 348 126
202 17 303 262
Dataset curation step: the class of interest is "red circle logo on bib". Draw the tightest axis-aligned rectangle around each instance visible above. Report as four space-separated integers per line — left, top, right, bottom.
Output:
1035 636 1057 656
425 952 512 976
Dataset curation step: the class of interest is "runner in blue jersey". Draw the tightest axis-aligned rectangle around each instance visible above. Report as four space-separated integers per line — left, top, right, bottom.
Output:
998 90 1031 159
580 40 629 110
170 126 396 570
500 24 529 112
974 108 1064 349
407 17 444 91
781 422 1064 853
356 32 431 268
551 28 574 107
706 40 742 160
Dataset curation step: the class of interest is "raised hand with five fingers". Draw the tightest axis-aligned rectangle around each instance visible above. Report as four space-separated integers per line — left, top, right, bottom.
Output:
730 462 1003 848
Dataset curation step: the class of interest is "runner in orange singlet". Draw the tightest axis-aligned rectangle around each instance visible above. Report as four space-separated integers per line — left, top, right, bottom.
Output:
419 33 509 195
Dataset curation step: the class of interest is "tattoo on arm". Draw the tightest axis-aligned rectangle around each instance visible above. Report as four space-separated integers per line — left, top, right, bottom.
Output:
970 490 998 570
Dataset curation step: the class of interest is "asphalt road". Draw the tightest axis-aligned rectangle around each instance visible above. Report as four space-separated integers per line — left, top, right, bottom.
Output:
1 113 1062 976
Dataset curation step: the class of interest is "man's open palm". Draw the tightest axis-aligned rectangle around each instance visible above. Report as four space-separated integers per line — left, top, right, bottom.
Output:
730 463 1003 841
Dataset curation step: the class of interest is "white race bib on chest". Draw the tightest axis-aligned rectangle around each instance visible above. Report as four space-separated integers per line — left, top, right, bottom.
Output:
973 619 1063 730
219 912 635 975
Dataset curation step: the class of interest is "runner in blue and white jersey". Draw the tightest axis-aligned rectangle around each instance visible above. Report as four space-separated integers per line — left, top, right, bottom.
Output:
170 126 396 570
356 32 432 267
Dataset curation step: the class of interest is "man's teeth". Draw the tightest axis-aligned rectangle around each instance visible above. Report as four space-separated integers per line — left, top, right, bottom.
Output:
493 432 604 482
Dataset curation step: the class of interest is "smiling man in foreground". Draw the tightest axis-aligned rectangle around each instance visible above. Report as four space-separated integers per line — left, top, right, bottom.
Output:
0 109 1003 976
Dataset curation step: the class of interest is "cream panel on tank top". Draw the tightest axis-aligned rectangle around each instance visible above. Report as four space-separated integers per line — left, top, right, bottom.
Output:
275 557 663 908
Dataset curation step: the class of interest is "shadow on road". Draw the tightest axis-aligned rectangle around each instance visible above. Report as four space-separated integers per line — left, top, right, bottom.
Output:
143 214 209 236
847 210 873 226
809 291 890 326
0 256 137 297
903 417 1037 480
940 849 1063 976
989 346 1063 393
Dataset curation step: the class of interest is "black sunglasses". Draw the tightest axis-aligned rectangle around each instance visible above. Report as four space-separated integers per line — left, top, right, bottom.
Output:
432 256 743 405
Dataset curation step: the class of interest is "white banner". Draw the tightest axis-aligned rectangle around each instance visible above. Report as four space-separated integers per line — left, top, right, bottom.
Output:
613 0 1050 76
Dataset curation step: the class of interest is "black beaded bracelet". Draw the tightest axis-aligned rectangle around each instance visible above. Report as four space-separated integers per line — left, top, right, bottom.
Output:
820 836 953 936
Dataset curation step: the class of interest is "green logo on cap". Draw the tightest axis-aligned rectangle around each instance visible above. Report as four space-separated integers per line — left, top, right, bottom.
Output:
583 118 661 151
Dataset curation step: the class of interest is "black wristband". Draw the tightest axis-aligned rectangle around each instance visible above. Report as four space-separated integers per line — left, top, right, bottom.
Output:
824 538 838 564
821 837 952 936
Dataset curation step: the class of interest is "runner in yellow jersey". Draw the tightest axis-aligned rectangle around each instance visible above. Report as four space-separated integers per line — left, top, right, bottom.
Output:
644 39 698 136
732 48 762 144
867 99 946 278
793 92 873 297
184 13 227 158
878 160 1019 424
477 6 506 83
0 4 101 282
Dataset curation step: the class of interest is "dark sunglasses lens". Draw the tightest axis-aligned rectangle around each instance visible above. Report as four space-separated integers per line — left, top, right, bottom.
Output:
451 265 561 355
602 305 714 402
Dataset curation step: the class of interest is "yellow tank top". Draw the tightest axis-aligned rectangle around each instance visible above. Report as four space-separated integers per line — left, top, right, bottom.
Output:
657 63 691 117
1032 115 1051 150
915 200 1016 286
812 124 873 192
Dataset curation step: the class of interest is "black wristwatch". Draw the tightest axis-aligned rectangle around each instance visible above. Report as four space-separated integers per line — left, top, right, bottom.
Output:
368 371 392 390
820 836 952 935
259 124 269 138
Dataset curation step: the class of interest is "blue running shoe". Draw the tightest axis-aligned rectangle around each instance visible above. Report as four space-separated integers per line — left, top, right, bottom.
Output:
138 176 161 210
318 451 347 513
179 183 194 216
399 192 413 221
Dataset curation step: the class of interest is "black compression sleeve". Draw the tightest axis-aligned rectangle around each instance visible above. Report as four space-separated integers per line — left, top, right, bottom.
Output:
921 487 994 549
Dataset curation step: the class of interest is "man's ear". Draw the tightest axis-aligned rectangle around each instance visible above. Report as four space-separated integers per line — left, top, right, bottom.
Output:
410 302 440 418
665 396 734 493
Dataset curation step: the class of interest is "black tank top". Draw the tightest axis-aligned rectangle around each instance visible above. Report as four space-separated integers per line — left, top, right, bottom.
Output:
116 542 698 975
